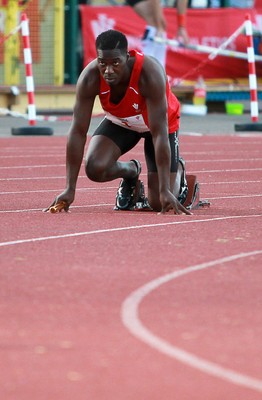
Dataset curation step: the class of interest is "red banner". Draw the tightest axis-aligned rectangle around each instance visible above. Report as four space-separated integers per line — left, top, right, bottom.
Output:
80 6 262 81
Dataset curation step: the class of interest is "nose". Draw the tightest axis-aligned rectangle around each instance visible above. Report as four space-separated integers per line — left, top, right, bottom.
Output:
105 64 114 74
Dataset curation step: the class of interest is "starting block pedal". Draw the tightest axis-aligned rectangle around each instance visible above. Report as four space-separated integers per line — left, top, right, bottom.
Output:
184 175 210 210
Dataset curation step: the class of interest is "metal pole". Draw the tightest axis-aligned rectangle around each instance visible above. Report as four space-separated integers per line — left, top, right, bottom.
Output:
64 0 78 84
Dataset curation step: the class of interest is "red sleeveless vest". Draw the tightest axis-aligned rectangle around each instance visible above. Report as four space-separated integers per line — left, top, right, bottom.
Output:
99 50 180 133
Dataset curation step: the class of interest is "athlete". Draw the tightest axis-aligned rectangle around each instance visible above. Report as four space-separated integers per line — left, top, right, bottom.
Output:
45 29 195 215
125 0 189 67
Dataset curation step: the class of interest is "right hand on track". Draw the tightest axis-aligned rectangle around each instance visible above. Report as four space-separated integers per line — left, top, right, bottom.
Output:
43 188 75 213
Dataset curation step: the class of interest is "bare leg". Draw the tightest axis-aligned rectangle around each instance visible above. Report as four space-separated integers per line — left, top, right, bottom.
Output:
132 1 167 67
132 1 157 26
147 164 183 212
85 135 138 182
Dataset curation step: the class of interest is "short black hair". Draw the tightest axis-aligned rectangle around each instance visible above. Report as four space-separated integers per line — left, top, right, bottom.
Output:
95 30 128 52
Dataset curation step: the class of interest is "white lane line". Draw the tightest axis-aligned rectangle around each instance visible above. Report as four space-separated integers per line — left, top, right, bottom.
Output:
1 193 260 200
183 151 262 155
1 150 262 158
0 164 65 169
180 139 262 144
0 176 87 181
207 194 262 200
1 158 262 168
0 147 64 152
1 193 261 213
201 180 261 185
0 194 261 213
121 251 262 393
183 133 262 138
1 168 262 182
0 154 64 159
0 214 261 247
187 158 262 163
0 203 113 213
195 168 262 173
0 187 117 195
0 180 261 196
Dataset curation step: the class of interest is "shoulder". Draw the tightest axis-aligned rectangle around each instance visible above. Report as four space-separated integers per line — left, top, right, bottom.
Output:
139 55 167 97
76 59 100 99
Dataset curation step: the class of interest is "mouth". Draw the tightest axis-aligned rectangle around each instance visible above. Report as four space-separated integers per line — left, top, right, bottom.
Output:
104 76 117 84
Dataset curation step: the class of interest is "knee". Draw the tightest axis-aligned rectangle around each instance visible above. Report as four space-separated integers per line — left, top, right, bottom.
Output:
85 157 108 182
85 159 106 182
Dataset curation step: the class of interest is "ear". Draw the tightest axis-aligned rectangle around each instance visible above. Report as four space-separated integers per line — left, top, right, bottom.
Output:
126 52 130 60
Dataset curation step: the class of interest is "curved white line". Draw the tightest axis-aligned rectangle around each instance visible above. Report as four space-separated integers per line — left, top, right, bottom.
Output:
0 214 261 248
121 251 262 393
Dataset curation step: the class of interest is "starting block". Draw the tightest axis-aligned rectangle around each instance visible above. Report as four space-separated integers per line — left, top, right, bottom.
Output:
184 175 210 210
114 176 210 212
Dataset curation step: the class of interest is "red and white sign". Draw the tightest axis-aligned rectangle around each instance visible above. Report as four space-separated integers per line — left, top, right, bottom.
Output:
80 5 262 81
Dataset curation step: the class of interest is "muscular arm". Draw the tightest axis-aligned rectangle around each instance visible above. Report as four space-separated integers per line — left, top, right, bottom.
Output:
44 62 99 210
66 63 99 191
176 0 189 44
140 57 190 214
140 59 172 194
176 0 188 15
66 97 94 191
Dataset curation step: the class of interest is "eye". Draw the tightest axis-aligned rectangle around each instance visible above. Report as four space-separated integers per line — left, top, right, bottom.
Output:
113 61 119 66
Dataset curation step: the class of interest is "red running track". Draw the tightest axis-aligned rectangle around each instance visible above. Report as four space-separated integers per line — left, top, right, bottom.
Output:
0 134 262 400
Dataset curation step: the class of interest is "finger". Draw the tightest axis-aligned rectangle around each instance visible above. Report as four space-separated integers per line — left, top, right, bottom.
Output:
170 201 191 215
172 207 182 215
63 203 70 212
42 199 56 213
49 201 68 213
159 203 173 214
179 204 192 215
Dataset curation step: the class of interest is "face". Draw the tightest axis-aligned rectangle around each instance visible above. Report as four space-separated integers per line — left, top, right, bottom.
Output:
96 48 129 86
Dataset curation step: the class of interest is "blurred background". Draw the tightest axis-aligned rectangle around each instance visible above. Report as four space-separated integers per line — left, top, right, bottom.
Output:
0 0 261 116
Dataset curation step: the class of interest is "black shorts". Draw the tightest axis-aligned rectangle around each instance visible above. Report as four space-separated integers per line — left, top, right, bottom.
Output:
93 118 179 172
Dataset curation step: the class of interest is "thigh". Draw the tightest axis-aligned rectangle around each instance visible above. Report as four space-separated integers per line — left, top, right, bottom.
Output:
144 132 179 173
90 118 141 158
145 132 180 210
131 1 154 25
